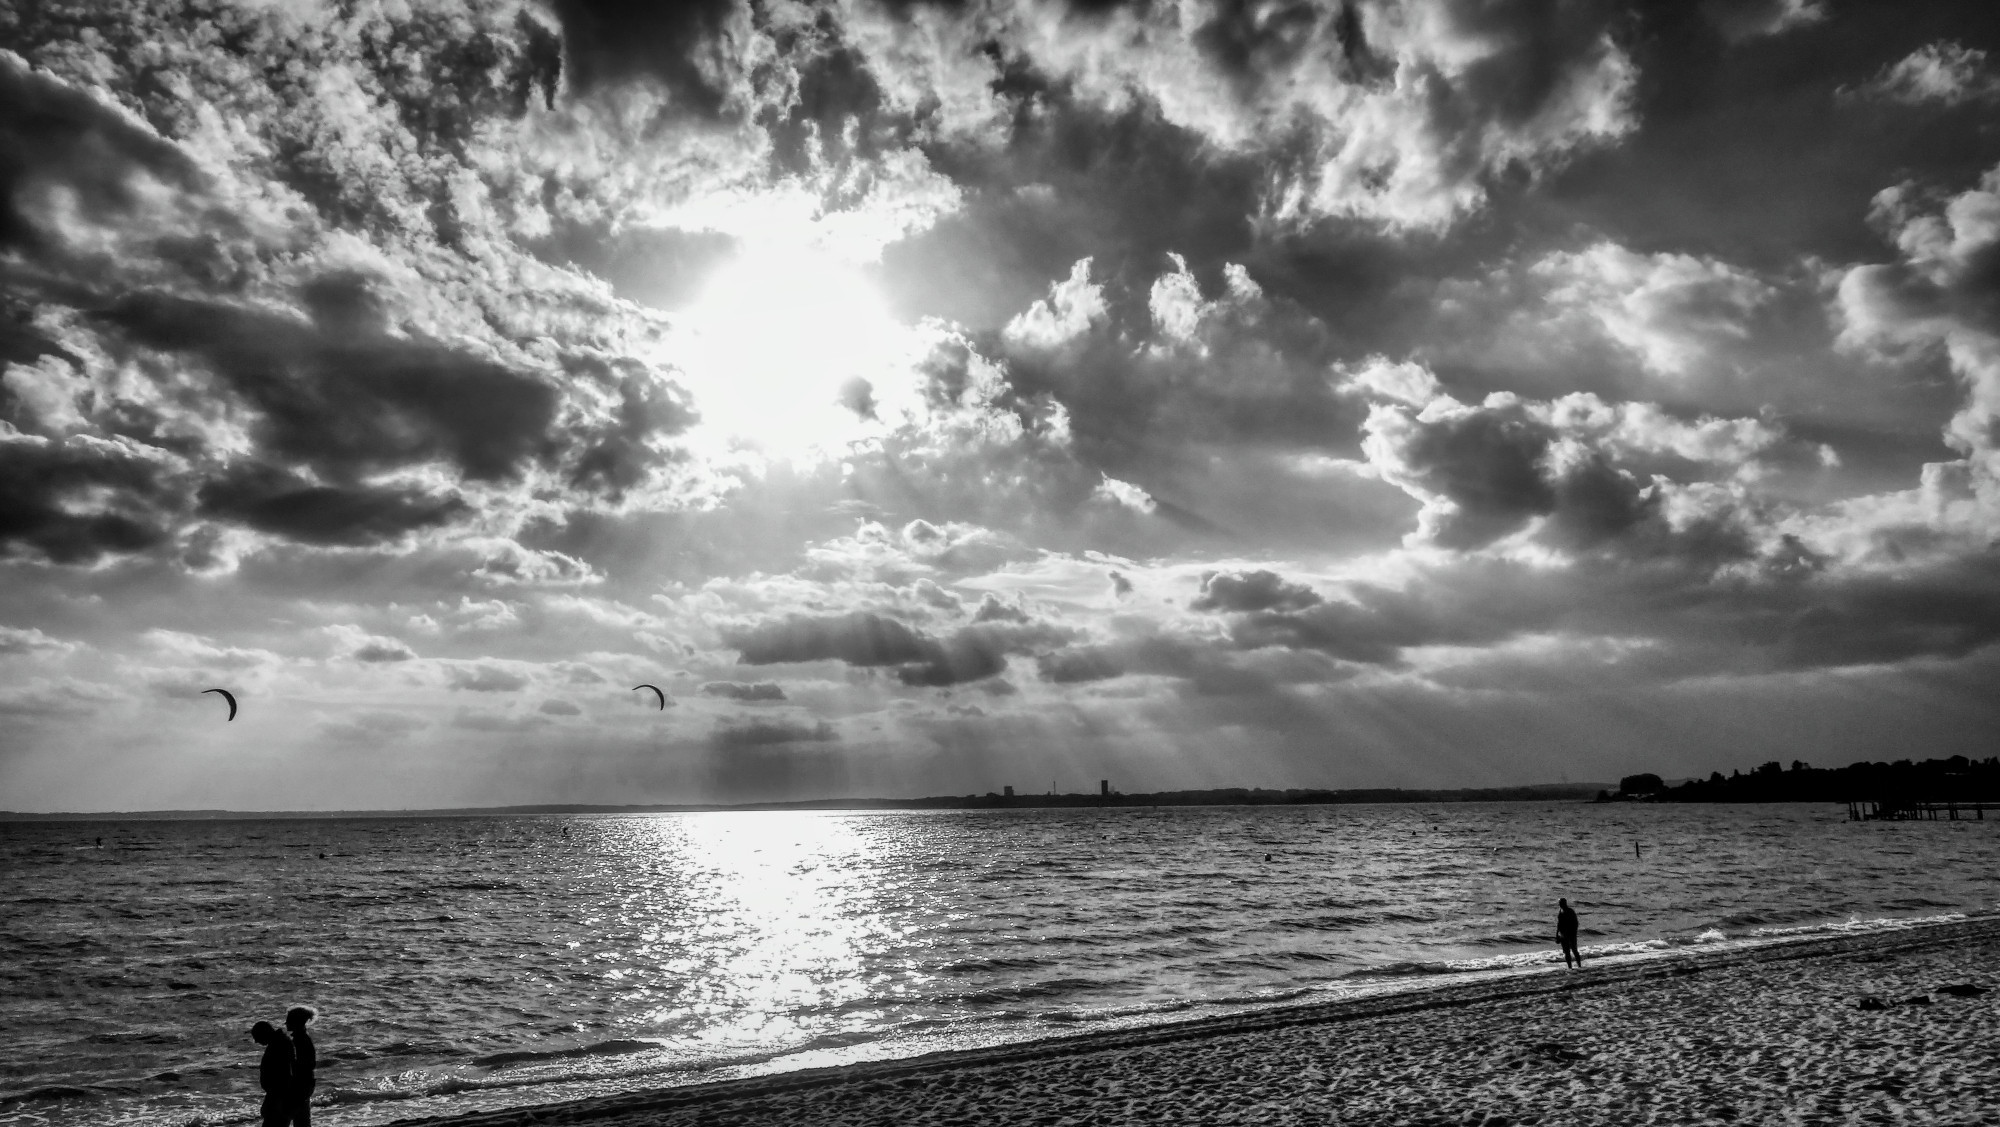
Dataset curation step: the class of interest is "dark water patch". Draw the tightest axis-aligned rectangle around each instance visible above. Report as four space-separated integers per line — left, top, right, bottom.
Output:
933 976 1108 1006
1278 913 1381 931
793 1030 885 1052
1461 931 1553 947
372 1041 470 1058
472 1038 662 1068
938 955 1051 973
0 1085 102 1106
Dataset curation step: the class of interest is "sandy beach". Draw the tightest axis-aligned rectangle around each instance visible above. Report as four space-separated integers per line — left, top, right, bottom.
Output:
387 917 2000 1127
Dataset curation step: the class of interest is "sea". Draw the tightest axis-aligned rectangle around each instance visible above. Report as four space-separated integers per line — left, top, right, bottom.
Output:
3 802 1997 1126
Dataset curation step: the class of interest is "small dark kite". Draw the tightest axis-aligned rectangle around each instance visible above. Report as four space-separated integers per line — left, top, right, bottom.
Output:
202 688 238 721
633 684 667 710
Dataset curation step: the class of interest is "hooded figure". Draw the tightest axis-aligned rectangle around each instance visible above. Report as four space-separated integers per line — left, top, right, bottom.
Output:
285 1006 318 1126
249 1021 293 1127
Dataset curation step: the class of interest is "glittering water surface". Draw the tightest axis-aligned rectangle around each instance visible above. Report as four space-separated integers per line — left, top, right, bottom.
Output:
4 803 1998 1125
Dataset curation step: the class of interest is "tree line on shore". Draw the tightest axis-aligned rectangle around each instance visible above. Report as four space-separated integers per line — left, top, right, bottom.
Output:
1606 755 2000 803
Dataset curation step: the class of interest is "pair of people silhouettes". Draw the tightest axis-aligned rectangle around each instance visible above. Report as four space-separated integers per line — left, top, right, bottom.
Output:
248 1006 318 1126
1557 898 1583 968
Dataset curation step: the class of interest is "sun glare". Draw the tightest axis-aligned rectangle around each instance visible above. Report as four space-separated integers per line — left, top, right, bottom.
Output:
676 239 914 458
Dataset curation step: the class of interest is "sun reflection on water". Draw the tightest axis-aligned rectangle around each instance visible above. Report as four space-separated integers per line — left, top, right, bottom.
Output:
607 813 903 1053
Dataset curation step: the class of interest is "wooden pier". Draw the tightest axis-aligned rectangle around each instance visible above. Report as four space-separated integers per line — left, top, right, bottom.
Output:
1847 799 2000 821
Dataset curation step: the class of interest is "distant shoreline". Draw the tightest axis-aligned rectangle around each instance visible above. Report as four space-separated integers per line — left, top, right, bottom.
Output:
0 783 1606 820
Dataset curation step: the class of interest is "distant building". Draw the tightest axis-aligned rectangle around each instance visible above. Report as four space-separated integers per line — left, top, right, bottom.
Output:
1003 785 1013 797
1100 779 1109 796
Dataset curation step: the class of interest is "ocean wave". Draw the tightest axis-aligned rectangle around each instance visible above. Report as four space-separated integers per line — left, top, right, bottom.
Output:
0 1085 106 1107
473 1039 664 1068
936 956 1052 973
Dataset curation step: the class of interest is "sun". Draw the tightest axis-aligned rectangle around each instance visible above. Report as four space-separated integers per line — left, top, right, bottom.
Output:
675 237 914 458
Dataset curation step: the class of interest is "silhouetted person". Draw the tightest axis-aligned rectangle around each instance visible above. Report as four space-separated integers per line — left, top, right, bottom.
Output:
1557 898 1582 969
249 1021 293 1127
285 1006 318 1126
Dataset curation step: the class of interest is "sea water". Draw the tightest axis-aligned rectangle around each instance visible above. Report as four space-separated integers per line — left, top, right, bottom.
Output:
4 802 1997 1126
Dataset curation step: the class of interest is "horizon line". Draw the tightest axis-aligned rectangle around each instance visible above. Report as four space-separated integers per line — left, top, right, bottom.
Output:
0 782 1612 820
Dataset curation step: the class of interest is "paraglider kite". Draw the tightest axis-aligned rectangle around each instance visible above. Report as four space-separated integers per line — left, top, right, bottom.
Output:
202 688 238 721
632 684 666 710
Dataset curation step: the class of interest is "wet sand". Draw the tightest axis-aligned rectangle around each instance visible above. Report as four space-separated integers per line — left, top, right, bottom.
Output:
394 916 2000 1127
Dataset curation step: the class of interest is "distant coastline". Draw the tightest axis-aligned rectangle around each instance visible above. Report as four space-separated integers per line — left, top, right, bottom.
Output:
0 782 1605 821
1601 755 2000 805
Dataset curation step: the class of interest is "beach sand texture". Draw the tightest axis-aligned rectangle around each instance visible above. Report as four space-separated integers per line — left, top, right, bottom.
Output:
397 918 2000 1127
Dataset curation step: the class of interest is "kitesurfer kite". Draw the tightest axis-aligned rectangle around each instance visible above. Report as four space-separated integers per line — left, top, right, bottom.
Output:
202 688 238 721
633 684 666 710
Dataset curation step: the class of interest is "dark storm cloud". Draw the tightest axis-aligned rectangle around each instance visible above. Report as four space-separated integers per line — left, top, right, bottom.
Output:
711 718 837 748
701 680 788 701
1189 540 2000 675
1036 645 1125 684
759 35 909 187
197 465 469 548
1192 570 1324 613
561 354 699 498
1033 631 1344 699
725 610 1074 687
1515 2 2000 270
727 611 938 668
37 277 696 551
1749 549 2000 668
99 285 560 484
1371 400 1562 549
349 634 417 663
1354 388 1778 558
0 51 207 256
0 433 179 564
971 594 1029 624
988 259 1368 515
549 0 744 114
882 99 1266 331
1192 0 1389 91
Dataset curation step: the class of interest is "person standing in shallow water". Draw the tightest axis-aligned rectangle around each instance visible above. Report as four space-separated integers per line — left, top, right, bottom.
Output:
249 1021 293 1127
285 1006 318 1126
1557 898 1583 969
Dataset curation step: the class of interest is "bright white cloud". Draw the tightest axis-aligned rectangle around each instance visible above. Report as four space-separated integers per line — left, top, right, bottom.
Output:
1533 244 1775 377
1853 41 2000 106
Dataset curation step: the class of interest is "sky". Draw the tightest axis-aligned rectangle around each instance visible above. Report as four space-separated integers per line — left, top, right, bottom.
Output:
4 0 2000 811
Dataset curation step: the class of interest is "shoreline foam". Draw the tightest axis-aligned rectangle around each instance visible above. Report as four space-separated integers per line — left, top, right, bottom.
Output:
381 913 2000 1126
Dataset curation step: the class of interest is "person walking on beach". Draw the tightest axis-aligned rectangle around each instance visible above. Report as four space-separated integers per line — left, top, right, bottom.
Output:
249 1021 293 1127
1557 898 1582 969
285 1006 318 1126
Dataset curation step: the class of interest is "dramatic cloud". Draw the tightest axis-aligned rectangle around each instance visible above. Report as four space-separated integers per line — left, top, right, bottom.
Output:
1837 161 2000 533
6 1 2000 810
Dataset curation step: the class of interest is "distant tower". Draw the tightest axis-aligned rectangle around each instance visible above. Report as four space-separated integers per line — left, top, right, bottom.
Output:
1100 779 1109 796
1003 785 1014 797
